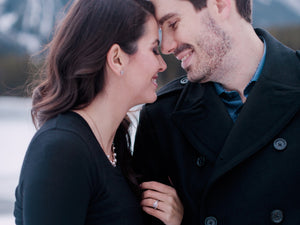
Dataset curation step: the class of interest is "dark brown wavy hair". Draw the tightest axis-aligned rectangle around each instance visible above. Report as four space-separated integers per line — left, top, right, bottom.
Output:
32 0 154 127
31 0 155 194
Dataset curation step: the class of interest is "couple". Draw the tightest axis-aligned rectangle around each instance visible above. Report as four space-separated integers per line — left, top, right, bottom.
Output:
14 0 300 225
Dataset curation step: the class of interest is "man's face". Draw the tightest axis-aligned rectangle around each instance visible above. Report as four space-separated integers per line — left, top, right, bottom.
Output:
152 0 231 83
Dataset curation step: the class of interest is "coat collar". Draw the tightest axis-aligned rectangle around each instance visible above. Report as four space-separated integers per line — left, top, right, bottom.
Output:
171 28 300 182
171 82 233 161
205 28 300 189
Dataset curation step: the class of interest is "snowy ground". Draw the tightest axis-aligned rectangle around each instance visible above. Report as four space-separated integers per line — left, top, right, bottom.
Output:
0 97 35 225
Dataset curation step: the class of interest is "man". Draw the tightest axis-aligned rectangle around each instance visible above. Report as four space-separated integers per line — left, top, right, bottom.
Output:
133 0 300 224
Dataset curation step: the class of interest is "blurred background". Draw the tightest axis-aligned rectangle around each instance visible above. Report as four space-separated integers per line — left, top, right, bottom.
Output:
0 0 300 224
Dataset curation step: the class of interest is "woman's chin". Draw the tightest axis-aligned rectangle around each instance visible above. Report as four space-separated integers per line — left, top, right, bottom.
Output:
136 94 157 105
146 94 158 104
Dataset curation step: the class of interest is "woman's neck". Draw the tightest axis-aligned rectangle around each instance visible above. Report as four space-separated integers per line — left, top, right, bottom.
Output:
75 91 130 154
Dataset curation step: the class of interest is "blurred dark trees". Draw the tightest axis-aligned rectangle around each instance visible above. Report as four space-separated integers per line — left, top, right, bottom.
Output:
0 25 300 96
268 25 300 50
0 54 30 96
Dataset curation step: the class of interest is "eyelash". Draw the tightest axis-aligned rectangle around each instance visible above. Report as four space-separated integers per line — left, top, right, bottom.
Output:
168 21 177 30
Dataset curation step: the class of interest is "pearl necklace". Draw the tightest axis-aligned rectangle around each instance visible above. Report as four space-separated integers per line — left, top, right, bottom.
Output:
80 110 117 167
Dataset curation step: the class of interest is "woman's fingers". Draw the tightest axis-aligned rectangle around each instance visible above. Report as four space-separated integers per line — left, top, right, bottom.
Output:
141 198 160 210
140 197 171 212
141 182 180 210
142 189 170 202
141 199 179 225
141 181 175 194
141 199 183 225
142 205 168 223
142 190 178 213
140 181 184 225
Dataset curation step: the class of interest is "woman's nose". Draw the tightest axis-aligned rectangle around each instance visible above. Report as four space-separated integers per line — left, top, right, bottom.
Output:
158 55 167 72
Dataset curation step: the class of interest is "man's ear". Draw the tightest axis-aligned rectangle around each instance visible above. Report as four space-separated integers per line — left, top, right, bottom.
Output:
208 0 231 20
106 44 129 76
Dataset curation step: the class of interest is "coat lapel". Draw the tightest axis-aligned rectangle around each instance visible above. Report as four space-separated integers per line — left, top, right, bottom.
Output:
205 28 300 190
210 77 300 182
171 82 233 161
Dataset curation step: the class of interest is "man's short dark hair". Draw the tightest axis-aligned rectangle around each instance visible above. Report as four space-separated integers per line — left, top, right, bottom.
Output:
187 0 252 23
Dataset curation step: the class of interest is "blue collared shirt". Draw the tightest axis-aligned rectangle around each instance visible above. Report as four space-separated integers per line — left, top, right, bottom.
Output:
214 39 266 122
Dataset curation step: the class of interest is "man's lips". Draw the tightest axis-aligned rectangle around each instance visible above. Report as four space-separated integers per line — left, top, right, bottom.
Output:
174 44 194 69
175 49 193 61
176 49 194 69
152 75 158 87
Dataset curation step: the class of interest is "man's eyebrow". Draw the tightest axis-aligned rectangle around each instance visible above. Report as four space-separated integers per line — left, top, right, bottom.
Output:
158 13 177 25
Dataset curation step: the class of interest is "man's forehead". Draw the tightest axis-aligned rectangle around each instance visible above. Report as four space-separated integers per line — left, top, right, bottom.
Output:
151 0 182 24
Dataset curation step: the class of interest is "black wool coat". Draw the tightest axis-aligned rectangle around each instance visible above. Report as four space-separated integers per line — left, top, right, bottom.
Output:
133 28 300 225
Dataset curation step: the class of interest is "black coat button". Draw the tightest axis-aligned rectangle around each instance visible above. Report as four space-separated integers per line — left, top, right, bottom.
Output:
180 77 188 85
205 216 217 225
273 138 287 151
196 155 206 167
271 209 284 223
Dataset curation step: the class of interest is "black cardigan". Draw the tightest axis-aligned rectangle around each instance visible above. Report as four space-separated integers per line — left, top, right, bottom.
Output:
14 111 145 225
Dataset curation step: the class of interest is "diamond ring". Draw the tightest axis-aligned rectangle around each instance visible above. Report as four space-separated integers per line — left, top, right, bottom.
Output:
153 200 159 209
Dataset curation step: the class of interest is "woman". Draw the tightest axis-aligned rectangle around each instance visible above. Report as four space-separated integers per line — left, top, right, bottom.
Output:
13 0 183 224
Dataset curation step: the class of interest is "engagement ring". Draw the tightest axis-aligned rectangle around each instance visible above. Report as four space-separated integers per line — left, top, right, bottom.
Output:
153 200 159 209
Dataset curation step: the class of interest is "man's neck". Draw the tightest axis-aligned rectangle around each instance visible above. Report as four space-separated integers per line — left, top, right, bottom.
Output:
213 27 264 102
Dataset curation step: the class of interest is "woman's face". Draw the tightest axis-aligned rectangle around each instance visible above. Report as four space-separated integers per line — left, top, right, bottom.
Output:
124 16 167 106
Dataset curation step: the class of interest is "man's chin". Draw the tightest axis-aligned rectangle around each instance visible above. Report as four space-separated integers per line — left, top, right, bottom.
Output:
184 65 205 83
187 72 206 83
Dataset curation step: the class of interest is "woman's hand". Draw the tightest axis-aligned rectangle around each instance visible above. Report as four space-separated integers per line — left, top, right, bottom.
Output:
140 181 184 225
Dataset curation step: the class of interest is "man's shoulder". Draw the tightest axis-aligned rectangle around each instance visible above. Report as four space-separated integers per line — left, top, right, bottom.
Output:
296 50 300 60
141 75 189 114
157 75 188 98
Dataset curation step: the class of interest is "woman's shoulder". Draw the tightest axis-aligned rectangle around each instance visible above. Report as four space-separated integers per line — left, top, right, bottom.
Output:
26 111 95 163
37 111 89 136
18 112 108 198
